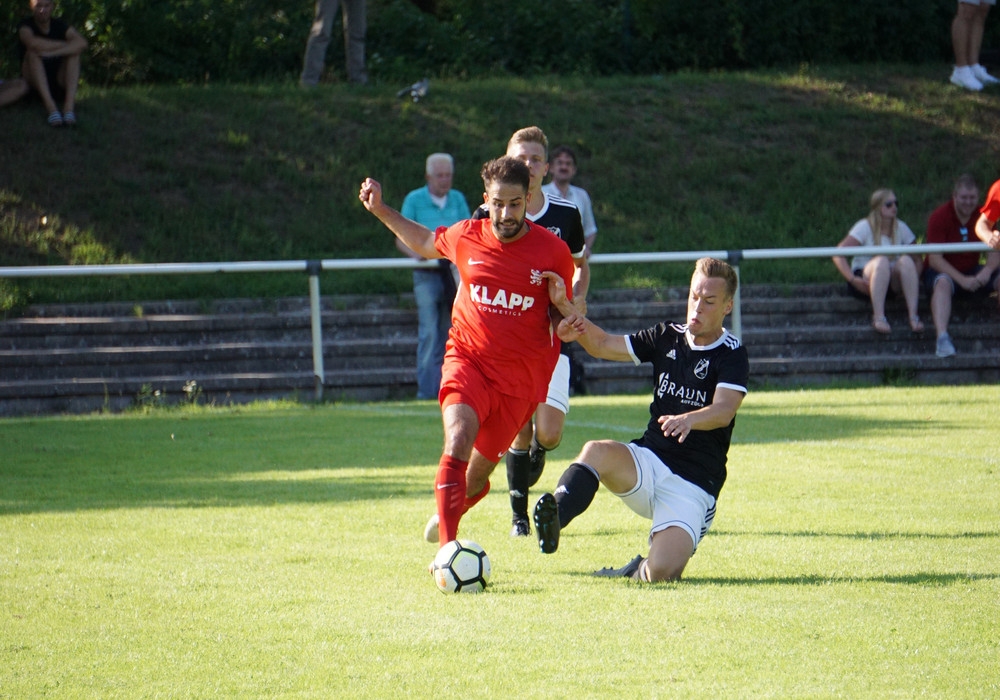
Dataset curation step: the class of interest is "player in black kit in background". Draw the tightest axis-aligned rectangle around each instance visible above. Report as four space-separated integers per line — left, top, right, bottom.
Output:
534 257 749 582
471 126 590 539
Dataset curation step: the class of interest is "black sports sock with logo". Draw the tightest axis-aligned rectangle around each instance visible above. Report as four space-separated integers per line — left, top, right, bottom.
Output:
554 462 600 528
527 438 548 487
506 449 530 521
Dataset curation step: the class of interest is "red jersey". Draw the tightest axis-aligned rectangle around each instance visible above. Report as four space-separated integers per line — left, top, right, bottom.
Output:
434 218 575 402
926 199 981 274
981 179 1000 225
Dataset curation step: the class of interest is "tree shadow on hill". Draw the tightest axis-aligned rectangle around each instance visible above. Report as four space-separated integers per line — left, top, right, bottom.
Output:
4 70 1000 302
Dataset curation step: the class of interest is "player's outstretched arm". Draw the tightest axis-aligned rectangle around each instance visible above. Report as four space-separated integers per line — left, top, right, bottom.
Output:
359 177 440 260
975 213 1000 250
555 312 631 362
657 387 745 443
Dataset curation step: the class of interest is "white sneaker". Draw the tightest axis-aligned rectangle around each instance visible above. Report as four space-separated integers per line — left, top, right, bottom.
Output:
423 513 439 543
936 333 957 358
951 66 984 91
972 64 1000 85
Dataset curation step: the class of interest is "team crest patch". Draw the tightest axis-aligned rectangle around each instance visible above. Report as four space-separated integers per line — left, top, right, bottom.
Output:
694 358 710 379
530 269 544 286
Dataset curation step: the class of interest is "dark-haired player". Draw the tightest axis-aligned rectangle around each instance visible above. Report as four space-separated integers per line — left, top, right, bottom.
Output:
359 156 577 557
471 126 590 538
534 257 749 582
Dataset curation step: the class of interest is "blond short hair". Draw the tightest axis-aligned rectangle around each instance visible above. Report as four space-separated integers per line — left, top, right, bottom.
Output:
506 126 549 158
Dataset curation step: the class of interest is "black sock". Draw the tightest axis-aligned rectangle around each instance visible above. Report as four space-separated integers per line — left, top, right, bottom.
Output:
554 462 600 528
506 449 530 520
527 437 549 487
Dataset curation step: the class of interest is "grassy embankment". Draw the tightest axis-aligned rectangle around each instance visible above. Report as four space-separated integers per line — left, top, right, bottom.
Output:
3 63 999 310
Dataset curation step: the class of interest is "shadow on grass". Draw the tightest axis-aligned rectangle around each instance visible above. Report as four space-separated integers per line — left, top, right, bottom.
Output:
686 572 1000 586
573 399 937 444
711 529 999 540
567 569 1000 586
0 472 430 515
733 411 933 444
0 408 446 514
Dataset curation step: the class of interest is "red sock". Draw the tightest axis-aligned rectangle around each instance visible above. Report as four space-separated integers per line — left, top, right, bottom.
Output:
464 480 491 513
435 455 468 546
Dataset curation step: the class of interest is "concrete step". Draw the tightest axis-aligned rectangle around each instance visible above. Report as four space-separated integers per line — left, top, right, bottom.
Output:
0 365 418 413
0 309 418 350
0 339 415 381
0 283 997 416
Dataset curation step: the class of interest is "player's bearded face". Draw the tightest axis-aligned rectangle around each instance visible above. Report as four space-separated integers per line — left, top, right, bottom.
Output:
484 182 529 240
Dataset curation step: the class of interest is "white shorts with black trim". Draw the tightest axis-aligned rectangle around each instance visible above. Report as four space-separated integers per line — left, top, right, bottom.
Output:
542 353 571 414
616 443 717 553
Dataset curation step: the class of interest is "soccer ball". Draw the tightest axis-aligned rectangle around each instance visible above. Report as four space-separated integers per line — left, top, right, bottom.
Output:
431 539 491 594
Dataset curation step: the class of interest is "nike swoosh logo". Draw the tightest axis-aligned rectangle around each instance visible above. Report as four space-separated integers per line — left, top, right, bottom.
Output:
467 258 485 265
437 483 459 490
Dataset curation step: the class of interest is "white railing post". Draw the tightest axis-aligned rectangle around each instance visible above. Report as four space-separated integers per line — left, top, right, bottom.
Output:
306 260 324 402
727 250 743 340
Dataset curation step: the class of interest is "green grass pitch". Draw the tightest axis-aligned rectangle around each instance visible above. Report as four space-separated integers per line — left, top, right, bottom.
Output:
1 385 997 697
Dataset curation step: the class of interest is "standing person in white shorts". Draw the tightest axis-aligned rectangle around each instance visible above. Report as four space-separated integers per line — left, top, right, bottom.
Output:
950 0 1000 90
533 258 749 582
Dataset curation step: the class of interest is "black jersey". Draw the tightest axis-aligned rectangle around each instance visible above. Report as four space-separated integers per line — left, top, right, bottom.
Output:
627 322 749 499
17 17 70 63
472 191 586 259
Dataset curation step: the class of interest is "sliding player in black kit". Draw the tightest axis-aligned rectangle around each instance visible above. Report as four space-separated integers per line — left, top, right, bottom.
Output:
535 258 749 583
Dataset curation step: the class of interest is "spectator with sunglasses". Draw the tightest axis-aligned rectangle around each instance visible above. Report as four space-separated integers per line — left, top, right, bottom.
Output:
833 189 924 335
925 174 1000 357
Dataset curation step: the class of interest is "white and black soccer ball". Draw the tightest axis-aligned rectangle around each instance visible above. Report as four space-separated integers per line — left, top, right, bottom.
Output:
431 539 491 594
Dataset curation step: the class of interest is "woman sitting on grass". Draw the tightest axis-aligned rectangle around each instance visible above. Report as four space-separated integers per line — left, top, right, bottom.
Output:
0 0 88 127
833 188 924 334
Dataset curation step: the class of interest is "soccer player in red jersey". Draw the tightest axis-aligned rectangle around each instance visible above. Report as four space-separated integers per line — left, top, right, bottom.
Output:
975 177 1000 250
359 157 578 555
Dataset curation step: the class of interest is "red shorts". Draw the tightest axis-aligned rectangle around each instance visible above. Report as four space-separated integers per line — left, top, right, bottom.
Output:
439 355 537 462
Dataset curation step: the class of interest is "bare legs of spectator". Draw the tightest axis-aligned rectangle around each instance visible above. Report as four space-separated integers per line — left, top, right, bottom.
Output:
60 52 80 116
930 276 956 340
863 255 921 333
0 78 29 107
951 1 998 90
22 52 59 116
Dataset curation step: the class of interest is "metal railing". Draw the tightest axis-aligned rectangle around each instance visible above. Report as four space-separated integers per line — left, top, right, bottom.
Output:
1 241 991 399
